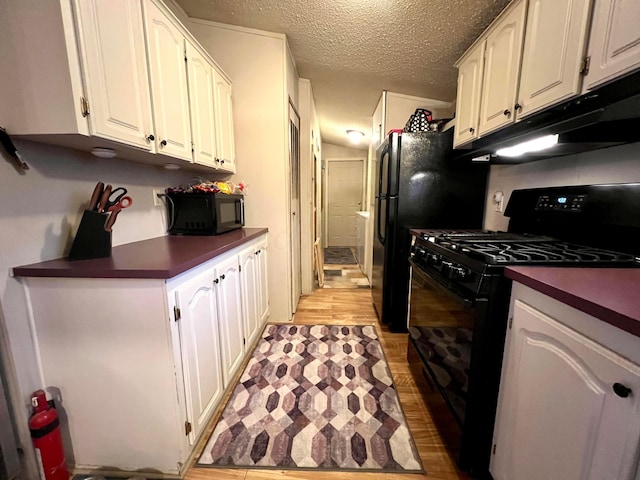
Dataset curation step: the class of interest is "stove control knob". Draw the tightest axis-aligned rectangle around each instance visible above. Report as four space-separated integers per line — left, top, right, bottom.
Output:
448 265 468 281
427 254 442 266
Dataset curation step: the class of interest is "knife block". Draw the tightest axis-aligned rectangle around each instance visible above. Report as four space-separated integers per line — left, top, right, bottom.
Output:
68 210 112 260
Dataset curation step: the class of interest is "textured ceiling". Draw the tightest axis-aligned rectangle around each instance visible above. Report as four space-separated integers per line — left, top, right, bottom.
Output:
174 0 510 147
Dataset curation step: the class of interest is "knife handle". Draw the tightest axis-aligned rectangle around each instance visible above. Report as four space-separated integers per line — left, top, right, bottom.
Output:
97 184 112 212
89 182 104 211
105 209 120 232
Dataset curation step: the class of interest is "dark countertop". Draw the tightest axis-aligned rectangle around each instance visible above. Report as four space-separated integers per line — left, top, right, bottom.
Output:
506 267 640 338
13 228 268 279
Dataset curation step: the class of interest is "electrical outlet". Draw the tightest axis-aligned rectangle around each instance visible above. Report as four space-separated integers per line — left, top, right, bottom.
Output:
153 189 163 207
493 191 504 212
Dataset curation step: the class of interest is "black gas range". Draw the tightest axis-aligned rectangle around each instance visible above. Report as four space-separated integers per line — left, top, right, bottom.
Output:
406 183 640 479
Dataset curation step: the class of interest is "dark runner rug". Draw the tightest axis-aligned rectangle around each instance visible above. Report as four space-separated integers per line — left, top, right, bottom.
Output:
324 247 357 264
197 324 423 472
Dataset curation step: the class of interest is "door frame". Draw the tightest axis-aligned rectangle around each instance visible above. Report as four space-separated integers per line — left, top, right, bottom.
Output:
288 102 301 313
323 157 367 248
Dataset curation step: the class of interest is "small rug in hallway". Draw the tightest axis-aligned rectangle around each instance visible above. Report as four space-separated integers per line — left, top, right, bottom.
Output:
324 247 357 264
197 324 423 472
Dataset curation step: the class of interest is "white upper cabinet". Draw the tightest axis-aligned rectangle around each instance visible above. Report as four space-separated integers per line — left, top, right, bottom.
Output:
213 69 237 173
583 0 640 91
143 0 192 162
0 0 236 172
186 41 218 168
478 0 527 136
453 40 486 147
517 0 593 118
74 0 155 150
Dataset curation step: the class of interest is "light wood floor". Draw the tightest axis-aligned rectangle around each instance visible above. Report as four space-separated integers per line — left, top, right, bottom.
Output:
185 289 472 480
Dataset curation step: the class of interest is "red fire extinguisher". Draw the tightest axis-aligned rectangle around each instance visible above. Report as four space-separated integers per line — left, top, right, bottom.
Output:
29 390 69 480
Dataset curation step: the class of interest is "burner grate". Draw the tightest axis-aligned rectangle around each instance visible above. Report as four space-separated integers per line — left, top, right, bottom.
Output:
467 241 637 265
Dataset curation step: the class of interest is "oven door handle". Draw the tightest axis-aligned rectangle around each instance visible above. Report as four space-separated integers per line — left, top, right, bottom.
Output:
410 259 474 309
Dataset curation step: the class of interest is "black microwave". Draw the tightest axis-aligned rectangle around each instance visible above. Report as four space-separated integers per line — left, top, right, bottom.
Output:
166 192 244 235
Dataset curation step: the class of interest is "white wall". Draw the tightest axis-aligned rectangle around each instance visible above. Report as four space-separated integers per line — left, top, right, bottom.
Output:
188 19 295 321
322 143 368 160
0 140 189 475
484 142 640 231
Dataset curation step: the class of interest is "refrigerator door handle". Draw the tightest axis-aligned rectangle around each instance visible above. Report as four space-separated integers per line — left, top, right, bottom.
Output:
377 141 389 198
377 197 385 245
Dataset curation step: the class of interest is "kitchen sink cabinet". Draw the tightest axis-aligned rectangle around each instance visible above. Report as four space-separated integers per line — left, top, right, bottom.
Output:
17 232 268 477
491 285 640 480
583 0 640 91
453 40 486 147
477 0 526 137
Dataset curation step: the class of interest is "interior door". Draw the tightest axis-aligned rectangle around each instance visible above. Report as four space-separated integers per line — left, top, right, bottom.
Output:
327 160 364 246
289 103 301 314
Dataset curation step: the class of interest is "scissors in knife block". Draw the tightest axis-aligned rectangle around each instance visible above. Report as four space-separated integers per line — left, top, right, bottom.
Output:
98 186 133 213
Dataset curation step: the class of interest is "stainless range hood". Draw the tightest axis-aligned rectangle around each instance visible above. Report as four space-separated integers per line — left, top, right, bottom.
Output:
454 70 640 163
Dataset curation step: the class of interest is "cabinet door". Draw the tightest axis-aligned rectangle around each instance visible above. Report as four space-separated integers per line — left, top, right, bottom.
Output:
144 0 192 162
517 0 592 119
584 0 640 90
213 69 236 173
240 246 260 348
491 300 640 480
257 238 270 324
478 0 526 136
215 255 244 384
74 0 154 150
186 42 217 168
453 40 486 148
173 272 223 445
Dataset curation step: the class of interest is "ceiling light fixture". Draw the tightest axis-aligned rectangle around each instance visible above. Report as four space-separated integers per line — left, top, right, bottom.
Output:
496 134 559 157
346 129 365 144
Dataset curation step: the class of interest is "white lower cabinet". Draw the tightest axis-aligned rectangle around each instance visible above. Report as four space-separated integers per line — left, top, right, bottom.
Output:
491 287 640 480
214 254 245 384
256 236 270 324
22 233 268 477
240 245 261 348
171 269 223 446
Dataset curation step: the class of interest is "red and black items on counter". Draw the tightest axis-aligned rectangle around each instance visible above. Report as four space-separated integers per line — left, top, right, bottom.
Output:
165 177 247 196
29 390 69 480
68 182 133 260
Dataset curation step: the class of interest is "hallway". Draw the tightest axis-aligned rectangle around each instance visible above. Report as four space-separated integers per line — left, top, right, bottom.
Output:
321 247 369 289
185 288 470 480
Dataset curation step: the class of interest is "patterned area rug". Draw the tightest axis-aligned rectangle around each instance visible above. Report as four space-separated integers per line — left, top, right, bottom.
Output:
324 247 357 264
197 324 423 472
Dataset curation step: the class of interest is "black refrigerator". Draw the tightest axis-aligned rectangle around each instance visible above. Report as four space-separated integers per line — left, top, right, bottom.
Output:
372 130 487 332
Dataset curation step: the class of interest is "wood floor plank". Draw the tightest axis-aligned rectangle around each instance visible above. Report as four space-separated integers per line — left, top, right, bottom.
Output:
184 288 471 480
